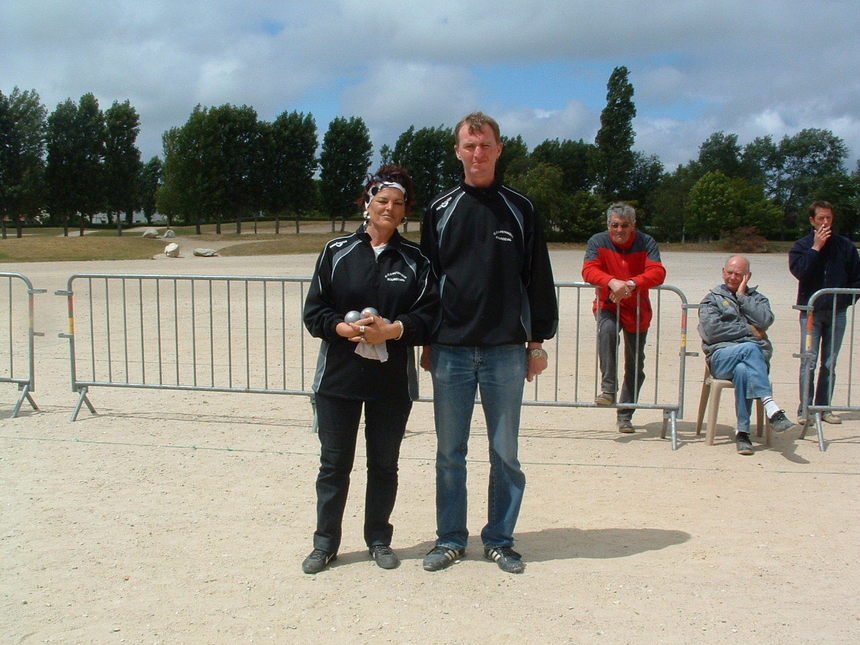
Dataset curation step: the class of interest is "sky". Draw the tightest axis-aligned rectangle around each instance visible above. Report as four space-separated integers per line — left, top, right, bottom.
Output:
3 0 860 172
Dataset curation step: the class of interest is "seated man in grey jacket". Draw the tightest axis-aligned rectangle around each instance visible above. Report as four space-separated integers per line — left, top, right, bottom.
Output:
698 255 796 454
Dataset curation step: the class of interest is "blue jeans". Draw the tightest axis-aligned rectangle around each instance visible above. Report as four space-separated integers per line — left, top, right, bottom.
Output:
430 344 527 550
708 343 772 433
798 309 846 415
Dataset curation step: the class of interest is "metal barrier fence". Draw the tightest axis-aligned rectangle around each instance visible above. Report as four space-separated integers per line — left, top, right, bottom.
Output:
1 272 45 417
57 274 315 421
511 283 694 449
58 274 693 448
795 287 860 451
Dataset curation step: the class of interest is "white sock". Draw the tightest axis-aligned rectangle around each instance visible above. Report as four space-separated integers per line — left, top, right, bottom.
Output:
761 396 780 418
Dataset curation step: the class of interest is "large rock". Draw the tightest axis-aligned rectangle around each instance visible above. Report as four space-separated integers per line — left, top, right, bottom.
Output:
141 228 159 238
164 242 180 258
193 248 218 257
162 229 176 238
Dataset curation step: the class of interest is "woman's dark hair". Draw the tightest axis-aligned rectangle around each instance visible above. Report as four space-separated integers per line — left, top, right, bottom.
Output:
357 164 415 216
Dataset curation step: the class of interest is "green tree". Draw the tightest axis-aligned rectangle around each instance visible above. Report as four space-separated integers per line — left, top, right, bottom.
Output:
594 66 636 199
808 172 860 239
45 99 80 236
139 156 162 225
687 171 780 240
392 124 459 213
0 87 46 239
508 162 572 237
567 191 608 241
158 108 211 231
73 93 106 234
627 152 665 223
531 138 594 194
498 134 530 181
378 143 393 167
507 163 604 241
319 116 372 230
650 164 698 242
103 99 142 235
259 110 317 233
207 104 260 234
744 128 848 232
697 131 747 179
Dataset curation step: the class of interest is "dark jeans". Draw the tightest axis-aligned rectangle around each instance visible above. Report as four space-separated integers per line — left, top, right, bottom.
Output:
798 309 847 415
598 309 647 422
312 392 412 553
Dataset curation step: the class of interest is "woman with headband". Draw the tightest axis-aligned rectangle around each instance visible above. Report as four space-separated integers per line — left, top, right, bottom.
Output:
302 165 439 573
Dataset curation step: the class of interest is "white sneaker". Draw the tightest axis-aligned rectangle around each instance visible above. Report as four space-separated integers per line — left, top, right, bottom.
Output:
821 413 842 425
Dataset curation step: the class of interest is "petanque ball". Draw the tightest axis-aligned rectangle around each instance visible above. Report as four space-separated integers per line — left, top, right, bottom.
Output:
361 307 379 318
344 310 362 323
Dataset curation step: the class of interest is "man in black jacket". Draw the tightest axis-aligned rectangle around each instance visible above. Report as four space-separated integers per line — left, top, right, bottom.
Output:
789 201 860 424
419 112 557 574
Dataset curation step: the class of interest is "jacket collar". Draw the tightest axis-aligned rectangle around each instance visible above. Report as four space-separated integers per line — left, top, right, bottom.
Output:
356 222 403 249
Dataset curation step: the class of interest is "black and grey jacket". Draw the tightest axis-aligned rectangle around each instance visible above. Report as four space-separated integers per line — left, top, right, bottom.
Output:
420 179 557 346
789 231 860 311
698 283 774 364
304 225 439 401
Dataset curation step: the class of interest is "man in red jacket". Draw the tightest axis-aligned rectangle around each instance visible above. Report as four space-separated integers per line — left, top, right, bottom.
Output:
582 203 666 432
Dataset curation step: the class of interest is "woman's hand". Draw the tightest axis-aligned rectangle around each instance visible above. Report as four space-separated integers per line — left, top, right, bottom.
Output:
342 315 402 344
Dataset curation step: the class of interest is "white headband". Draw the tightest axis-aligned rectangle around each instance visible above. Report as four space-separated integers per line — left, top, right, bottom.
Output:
365 181 407 209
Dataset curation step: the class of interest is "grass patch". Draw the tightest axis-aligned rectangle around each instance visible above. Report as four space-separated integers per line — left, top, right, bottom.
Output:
0 236 167 262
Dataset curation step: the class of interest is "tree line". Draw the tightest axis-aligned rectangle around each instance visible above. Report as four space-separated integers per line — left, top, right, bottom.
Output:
2 66 858 241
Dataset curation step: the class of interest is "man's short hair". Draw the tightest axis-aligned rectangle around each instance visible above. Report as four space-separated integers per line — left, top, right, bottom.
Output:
454 112 501 144
808 200 834 218
606 202 636 226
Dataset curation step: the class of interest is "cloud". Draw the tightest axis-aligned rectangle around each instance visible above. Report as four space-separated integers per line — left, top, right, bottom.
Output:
340 62 479 147
2 0 859 169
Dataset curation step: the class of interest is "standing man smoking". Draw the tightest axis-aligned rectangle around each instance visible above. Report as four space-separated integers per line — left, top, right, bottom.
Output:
420 112 557 574
789 201 860 425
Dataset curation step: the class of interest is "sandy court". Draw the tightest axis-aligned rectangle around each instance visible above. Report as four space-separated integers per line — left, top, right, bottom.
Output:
1 249 858 644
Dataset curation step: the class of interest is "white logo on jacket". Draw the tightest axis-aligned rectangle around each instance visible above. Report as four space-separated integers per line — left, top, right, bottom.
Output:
494 230 514 242
385 271 407 282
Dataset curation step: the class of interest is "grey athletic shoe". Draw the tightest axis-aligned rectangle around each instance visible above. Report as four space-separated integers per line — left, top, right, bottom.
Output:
484 546 525 574
423 546 464 572
302 548 336 574
768 410 796 434
369 545 400 569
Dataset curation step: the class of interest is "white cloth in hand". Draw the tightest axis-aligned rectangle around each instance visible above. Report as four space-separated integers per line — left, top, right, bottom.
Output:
355 340 389 362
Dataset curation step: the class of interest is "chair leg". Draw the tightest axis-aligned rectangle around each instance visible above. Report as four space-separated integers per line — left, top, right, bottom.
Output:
705 386 723 446
695 381 710 436
758 400 769 445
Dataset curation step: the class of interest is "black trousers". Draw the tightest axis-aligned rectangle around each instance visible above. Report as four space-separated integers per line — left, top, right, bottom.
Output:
312 392 412 553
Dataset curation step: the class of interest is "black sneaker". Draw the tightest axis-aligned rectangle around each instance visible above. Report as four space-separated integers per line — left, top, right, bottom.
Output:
301 548 336 574
769 410 796 434
484 546 525 574
422 546 465 571
736 432 753 455
369 544 400 569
